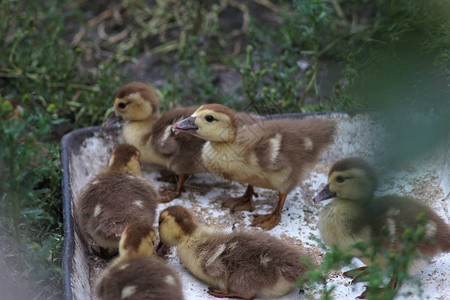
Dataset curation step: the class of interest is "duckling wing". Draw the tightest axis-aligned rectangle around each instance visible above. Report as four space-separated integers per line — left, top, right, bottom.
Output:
369 196 450 254
78 173 158 246
200 243 227 278
150 107 199 155
252 132 289 172
252 118 336 172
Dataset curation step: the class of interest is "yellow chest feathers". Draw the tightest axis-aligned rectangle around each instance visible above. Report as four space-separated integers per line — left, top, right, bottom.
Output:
318 201 371 251
122 122 167 166
201 141 291 189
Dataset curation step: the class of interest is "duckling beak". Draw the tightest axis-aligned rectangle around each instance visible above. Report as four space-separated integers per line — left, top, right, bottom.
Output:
173 116 198 132
313 184 336 202
155 241 171 258
104 111 122 128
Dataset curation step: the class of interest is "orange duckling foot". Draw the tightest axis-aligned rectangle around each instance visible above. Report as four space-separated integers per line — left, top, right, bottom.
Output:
251 192 287 230
343 266 368 283
159 174 186 203
251 212 281 230
160 191 181 203
222 185 257 212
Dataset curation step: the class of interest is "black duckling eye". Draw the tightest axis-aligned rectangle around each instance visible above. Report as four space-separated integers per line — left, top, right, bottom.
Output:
336 175 346 183
205 115 215 122
118 102 127 109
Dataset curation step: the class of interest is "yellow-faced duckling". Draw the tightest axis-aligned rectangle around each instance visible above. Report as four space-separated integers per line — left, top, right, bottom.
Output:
174 104 336 230
158 206 313 299
76 144 159 257
105 82 207 202
95 221 184 300
314 157 450 298
105 83 261 203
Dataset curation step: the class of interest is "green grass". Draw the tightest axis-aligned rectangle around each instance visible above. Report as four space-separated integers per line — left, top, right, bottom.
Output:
298 213 432 300
0 102 63 298
0 0 448 298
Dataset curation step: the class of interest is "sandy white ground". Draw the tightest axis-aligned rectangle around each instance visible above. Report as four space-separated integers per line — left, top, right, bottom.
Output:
145 165 450 300
69 113 450 299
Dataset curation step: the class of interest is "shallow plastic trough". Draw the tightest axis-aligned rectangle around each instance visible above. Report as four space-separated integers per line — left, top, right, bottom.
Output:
61 112 450 300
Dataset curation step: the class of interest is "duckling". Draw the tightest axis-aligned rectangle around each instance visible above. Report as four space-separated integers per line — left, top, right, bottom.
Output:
104 82 207 202
95 221 184 300
173 104 336 230
105 83 261 202
314 157 450 298
158 206 313 299
76 144 159 257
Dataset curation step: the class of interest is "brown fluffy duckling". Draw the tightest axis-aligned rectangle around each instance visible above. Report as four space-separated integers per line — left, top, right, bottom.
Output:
173 104 336 230
105 83 261 202
158 206 313 299
105 82 207 202
95 221 184 300
314 157 450 297
76 144 159 257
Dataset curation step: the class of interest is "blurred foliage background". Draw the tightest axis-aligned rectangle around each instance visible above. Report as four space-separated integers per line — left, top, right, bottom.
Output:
0 0 448 298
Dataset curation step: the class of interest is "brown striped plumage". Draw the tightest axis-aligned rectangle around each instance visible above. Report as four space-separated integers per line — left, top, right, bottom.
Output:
76 144 159 256
158 206 313 299
315 157 450 297
95 222 184 300
106 83 261 202
174 103 336 230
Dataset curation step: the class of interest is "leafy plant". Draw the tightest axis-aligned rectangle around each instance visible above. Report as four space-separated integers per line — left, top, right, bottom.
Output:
0 1 123 131
298 213 432 300
0 98 63 299
239 44 306 112
0 1 123 298
240 0 449 112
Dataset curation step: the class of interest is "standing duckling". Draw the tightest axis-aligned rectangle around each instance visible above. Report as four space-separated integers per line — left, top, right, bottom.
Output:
158 206 313 299
314 157 450 297
76 144 159 257
96 221 184 300
173 104 336 229
105 82 205 202
105 83 261 202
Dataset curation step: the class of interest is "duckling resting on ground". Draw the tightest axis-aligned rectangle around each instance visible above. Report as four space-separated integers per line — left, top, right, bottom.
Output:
173 104 336 230
76 144 159 258
95 221 184 300
158 206 313 299
314 157 450 298
105 82 205 202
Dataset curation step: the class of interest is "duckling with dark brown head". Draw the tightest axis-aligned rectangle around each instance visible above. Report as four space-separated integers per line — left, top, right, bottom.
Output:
158 206 314 299
314 157 450 298
105 83 262 203
105 82 205 202
174 104 336 230
95 221 184 300
76 144 159 258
